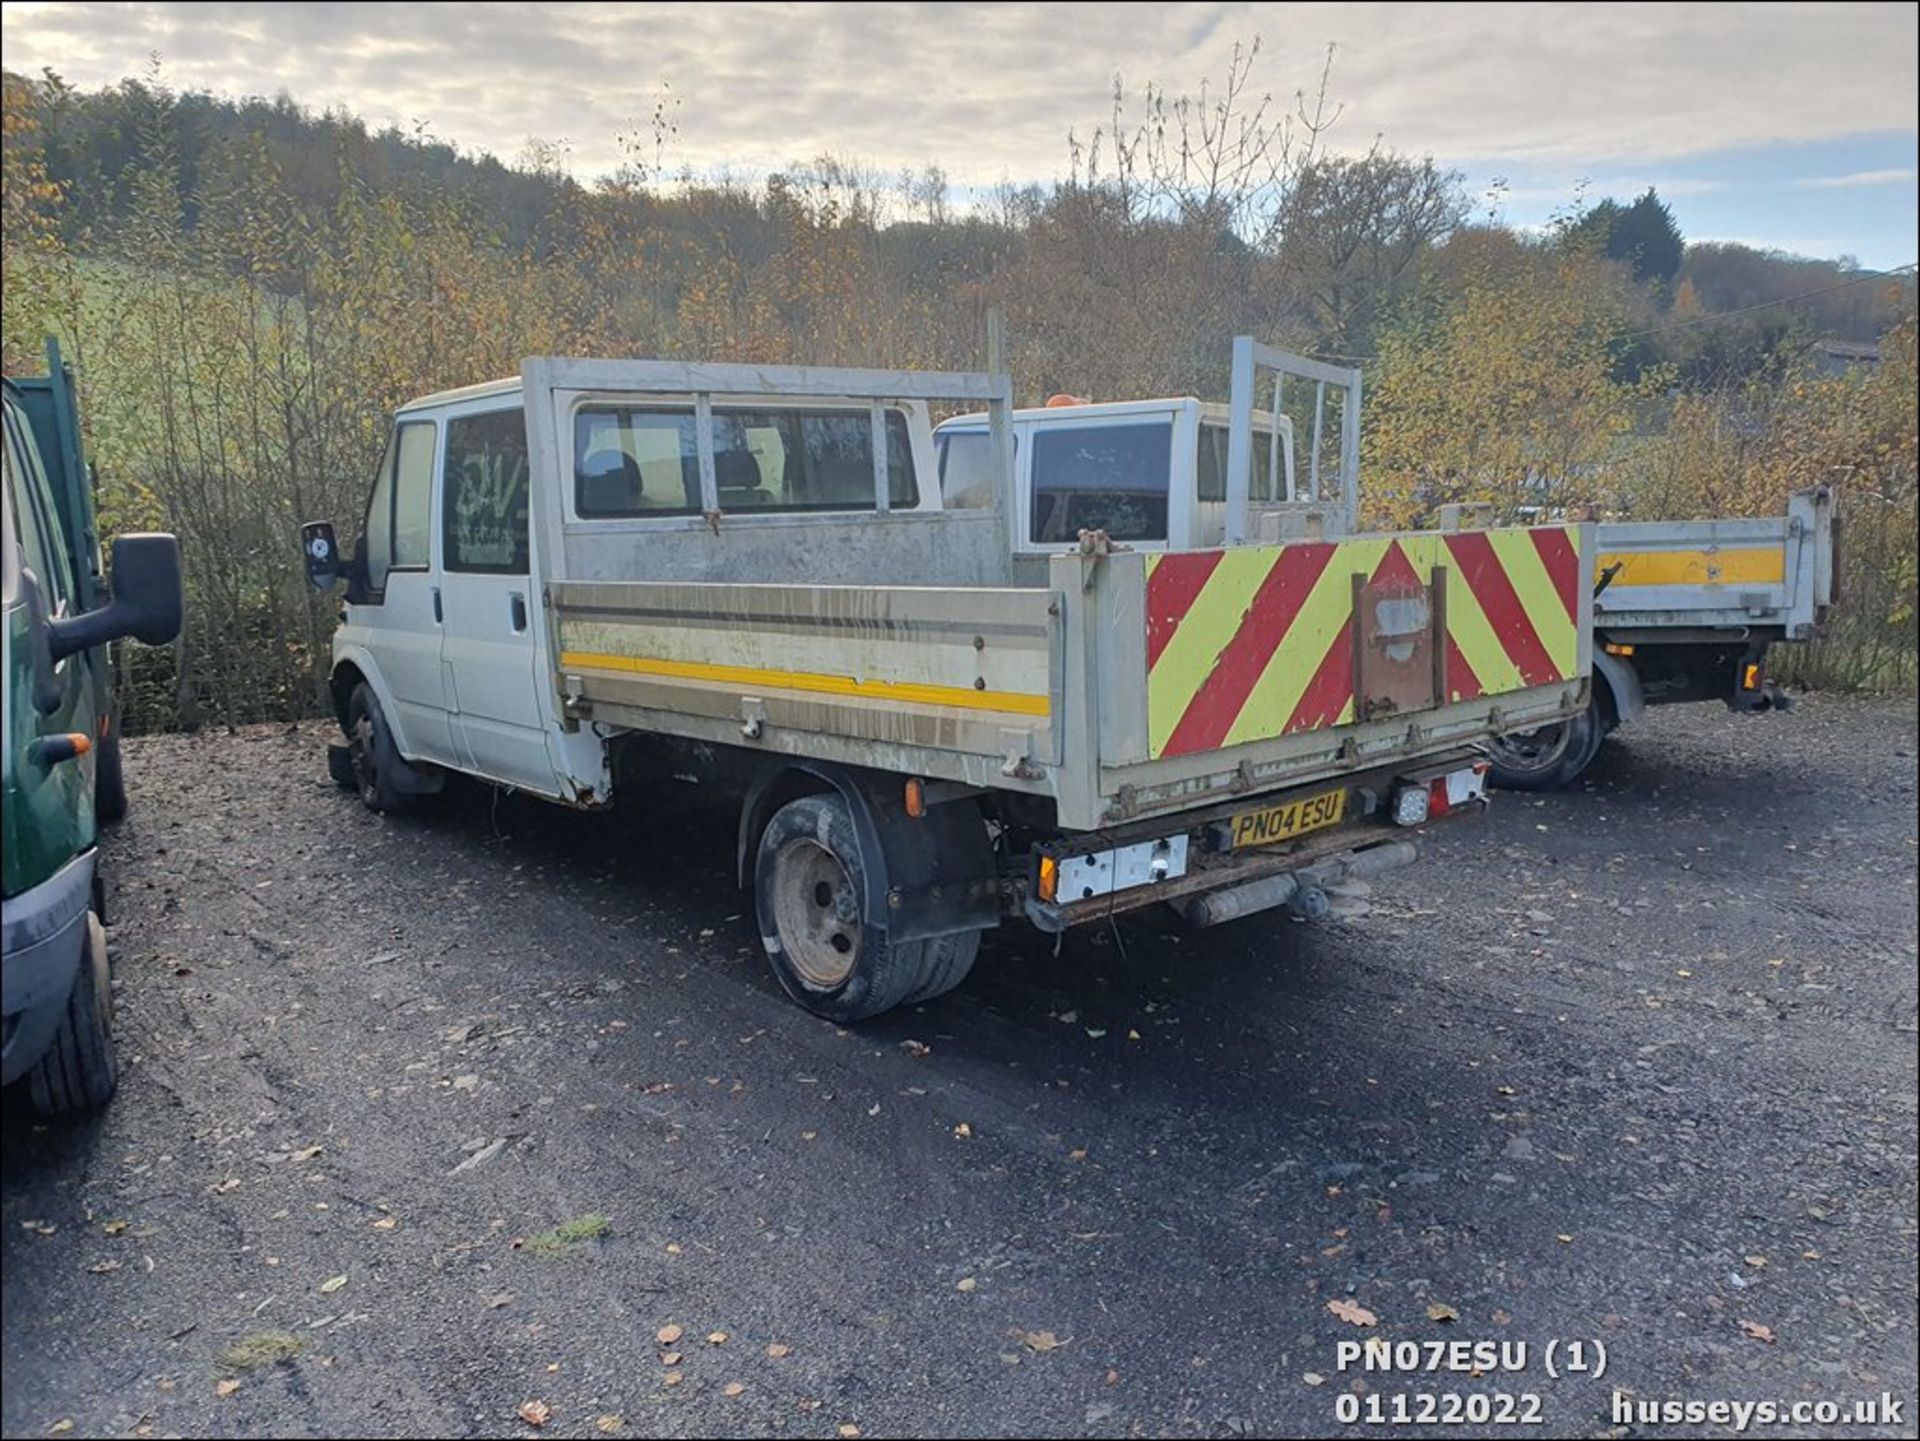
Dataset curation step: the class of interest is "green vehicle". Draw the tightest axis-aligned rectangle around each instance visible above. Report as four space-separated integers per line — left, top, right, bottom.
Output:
2 341 181 1117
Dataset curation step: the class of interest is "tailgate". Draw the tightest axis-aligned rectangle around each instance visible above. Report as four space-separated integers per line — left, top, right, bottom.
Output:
1065 524 1592 825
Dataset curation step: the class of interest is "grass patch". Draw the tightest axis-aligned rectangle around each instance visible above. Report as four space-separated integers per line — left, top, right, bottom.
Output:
523 1212 611 1258
221 1330 308 1370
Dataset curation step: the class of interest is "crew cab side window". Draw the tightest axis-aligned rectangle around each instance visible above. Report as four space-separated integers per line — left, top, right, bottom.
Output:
444 407 530 573
362 419 436 592
1197 423 1278 503
711 407 917 513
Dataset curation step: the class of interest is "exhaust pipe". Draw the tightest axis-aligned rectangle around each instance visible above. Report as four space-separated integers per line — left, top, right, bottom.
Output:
1177 840 1419 929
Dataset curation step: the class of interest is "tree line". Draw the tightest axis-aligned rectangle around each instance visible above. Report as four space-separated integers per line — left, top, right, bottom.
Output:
1 53 1913 729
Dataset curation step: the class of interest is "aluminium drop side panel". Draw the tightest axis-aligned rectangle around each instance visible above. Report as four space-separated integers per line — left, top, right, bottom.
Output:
547 578 1065 786
1594 492 1833 635
1071 523 1594 828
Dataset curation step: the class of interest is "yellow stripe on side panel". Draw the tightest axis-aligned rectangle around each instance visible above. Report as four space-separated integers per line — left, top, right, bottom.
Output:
1599 547 1785 588
558 651 1051 718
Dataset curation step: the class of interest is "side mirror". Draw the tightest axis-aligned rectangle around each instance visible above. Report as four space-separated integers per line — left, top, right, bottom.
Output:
47 533 183 663
302 520 341 590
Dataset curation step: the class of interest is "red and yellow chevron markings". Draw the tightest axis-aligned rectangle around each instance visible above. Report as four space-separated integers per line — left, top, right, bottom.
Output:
1145 527 1582 759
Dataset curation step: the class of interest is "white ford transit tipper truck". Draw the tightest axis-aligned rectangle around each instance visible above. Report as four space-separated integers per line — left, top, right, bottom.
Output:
302 342 1593 1020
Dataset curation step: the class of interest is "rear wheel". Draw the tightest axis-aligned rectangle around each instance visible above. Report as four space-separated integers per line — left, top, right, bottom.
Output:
1486 701 1604 791
28 914 118 1118
753 794 981 1020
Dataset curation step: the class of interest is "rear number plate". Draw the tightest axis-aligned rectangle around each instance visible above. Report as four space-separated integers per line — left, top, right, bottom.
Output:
1231 788 1348 848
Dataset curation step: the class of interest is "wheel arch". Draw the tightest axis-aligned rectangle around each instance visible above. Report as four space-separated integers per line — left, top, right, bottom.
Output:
328 646 416 759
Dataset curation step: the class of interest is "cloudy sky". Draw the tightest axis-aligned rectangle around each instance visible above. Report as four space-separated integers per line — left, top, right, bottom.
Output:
2 1 1915 265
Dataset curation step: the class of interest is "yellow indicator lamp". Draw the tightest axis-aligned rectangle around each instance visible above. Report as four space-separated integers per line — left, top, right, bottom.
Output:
1037 854 1059 902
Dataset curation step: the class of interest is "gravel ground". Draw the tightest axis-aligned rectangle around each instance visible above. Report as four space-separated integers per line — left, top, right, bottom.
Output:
3 694 1915 1440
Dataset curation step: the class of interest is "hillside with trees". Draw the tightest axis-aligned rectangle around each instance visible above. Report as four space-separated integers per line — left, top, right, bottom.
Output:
2 56 1913 728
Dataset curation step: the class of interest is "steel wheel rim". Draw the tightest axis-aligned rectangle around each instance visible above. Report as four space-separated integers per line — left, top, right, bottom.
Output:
771 838 861 989
1486 722 1572 774
351 713 379 805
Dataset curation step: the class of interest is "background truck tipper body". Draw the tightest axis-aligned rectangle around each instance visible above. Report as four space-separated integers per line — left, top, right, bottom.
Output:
307 345 1592 1021
936 338 1839 792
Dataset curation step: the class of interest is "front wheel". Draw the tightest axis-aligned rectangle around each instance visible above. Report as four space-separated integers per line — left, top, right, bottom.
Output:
345 682 413 814
28 914 118 1118
1485 702 1605 791
753 793 981 1021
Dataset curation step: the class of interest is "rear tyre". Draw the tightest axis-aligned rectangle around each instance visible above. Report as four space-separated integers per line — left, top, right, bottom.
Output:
902 930 982 1006
346 682 413 814
754 794 969 1021
28 914 118 1118
1486 701 1604 791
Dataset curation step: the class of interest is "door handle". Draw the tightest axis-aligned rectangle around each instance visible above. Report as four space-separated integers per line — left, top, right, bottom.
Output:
432 586 443 624
509 592 528 632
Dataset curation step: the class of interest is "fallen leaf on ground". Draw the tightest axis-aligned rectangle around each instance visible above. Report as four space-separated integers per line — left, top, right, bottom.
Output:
1327 1298 1378 1327
706 1330 729 1345
655 1324 683 1345
517 1399 551 1427
956 1277 977 1292
102 1220 129 1236
953 1123 972 1139
901 1040 930 1057
1022 1330 1066 1352
767 1343 792 1358
723 1382 746 1397
594 1417 624 1433
214 1380 241 1398
372 1217 398 1230
87 1259 122 1274
212 1179 241 1195
291 1146 323 1162
663 1371 684 1387
659 1351 681 1365
48 1422 76 1434
488 1292 514 1309
1740 1320 1776 1343
1427 1301 1460 1323
1303 1372 1325 1386
319 1275 348 1294
838 1427 861 1439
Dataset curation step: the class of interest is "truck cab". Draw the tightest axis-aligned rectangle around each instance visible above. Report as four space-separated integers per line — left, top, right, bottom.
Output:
936 397 1299 573
3 343 182 1117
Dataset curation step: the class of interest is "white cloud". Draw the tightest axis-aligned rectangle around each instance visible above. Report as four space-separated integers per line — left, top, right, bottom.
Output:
0 0 1913 186
1795 167 1919 188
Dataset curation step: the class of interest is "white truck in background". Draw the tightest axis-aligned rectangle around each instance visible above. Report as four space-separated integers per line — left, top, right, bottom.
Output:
302 341 1594 1021
934 339 1840 790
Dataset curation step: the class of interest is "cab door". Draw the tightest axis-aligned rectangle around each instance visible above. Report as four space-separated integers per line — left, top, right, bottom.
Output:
353 419 456 763
436 404 559 795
